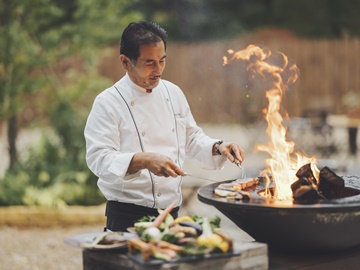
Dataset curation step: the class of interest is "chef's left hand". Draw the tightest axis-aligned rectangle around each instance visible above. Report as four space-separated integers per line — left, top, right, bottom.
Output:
218 142 245 164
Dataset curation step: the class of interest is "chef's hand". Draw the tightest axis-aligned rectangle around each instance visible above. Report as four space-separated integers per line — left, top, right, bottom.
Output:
128 152 185 177
216 142 245 164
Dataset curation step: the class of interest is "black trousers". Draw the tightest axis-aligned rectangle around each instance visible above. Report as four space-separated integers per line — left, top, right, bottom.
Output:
105 201 179 232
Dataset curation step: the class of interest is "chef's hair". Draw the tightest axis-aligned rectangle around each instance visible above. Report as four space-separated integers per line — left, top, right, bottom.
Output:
120 20 167 64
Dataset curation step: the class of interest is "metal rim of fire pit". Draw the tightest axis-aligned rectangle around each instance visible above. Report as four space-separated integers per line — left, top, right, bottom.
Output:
197 175 360 253
198 175 360 210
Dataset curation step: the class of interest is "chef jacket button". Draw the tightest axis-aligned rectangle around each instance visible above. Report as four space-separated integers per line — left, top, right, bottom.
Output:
141 132 145 136
157 192 161 197
131 101 135 106
175 159 178 163
172 128 175 132
166 98 169 102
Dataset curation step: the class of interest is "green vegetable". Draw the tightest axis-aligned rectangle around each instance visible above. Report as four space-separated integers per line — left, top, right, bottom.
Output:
163 210 174 226
134 221 154 228
152 251 172 261
209 216 221 230
134 221 153 235
183 242 210 255
192 215 221 230
161 231 182 243
137 215 156 223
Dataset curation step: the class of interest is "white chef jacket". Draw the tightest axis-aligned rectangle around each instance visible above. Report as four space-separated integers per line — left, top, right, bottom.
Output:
84 73 226 209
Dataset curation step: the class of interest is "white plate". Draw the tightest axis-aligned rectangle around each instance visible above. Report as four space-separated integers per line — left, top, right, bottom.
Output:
64 231 137 250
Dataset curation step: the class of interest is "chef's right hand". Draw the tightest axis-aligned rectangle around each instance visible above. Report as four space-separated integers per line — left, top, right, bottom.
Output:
128 152 185 177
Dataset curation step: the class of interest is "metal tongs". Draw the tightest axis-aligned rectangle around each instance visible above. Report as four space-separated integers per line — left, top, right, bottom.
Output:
234 159 246 179
185 157 246 182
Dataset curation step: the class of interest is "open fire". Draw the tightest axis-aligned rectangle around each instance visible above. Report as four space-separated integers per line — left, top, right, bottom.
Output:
223 45 319 201
199 45 360 251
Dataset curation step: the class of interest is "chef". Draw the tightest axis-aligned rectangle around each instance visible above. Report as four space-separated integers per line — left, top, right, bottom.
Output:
84 20 245 231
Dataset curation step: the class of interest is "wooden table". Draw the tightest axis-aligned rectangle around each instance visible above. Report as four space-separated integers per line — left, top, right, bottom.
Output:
269 244 360 270
79 241 360 270
327 114 360 156
81 241 268 270
66 231 360 270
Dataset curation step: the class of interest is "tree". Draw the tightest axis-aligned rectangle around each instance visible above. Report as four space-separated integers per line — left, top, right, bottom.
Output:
0 0 78 169
0 0 142 206
0 0 139 170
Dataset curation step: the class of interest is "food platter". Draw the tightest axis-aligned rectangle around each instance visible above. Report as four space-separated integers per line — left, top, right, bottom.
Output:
65 191 265 267
65 230 242 265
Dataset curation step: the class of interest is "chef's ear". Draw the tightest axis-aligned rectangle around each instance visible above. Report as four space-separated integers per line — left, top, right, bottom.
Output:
120 55 130 70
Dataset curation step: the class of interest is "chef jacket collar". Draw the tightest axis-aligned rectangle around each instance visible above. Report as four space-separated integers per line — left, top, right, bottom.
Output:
125 72 157 94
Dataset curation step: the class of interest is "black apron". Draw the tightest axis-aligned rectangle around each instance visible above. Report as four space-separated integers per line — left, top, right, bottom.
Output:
105 200 179 232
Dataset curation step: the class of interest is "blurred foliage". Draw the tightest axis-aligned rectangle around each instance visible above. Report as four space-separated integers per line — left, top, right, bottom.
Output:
1 0 360 206
0 0 138 206
0 71 111 207
126 0 360 41
0 135 105 207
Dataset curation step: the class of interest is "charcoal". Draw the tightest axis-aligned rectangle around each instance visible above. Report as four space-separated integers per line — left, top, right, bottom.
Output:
292 165 359 203
291 177 312 194
293 186 326 203
319 166 344 188
318 166 345 199
296 163 317 185
329 187 360 199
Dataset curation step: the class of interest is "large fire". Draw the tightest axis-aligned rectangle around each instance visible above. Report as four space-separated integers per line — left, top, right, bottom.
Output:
223 45 318 200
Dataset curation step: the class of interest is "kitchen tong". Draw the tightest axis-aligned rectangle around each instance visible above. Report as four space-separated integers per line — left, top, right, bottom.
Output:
186 158 246 182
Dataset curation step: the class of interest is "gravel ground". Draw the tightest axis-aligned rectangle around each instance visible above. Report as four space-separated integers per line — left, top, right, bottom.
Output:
0 202 254 270
1 123 358 270
0 225 100 270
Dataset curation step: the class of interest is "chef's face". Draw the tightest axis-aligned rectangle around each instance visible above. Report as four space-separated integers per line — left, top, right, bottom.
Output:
121 41 166 90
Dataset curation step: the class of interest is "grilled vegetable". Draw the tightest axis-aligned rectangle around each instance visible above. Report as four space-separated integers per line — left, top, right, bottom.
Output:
215 231 233 253
169 223 197 236
174 216 195 223
81 232 125 248
141 200 177 242
178 221 202 235
142 227 162 242
161 231 183 243
151 200 177 228
128 238 153 261
193 215 221 231
129 212 233 262
196 217 229 253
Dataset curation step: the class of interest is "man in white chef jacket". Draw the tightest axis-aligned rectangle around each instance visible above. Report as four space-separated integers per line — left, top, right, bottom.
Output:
84 20 245 231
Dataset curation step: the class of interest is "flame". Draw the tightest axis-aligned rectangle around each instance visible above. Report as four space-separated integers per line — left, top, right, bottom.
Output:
224 45 317 200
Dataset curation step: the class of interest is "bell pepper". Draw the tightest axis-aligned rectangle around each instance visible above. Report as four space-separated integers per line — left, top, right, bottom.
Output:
196 217 229 253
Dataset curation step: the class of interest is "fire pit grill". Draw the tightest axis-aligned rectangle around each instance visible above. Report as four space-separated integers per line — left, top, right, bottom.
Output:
198 175 360 253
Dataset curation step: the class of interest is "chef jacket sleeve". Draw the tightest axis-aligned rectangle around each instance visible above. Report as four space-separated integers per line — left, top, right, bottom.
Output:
175 89 227 170
84 94 138 186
